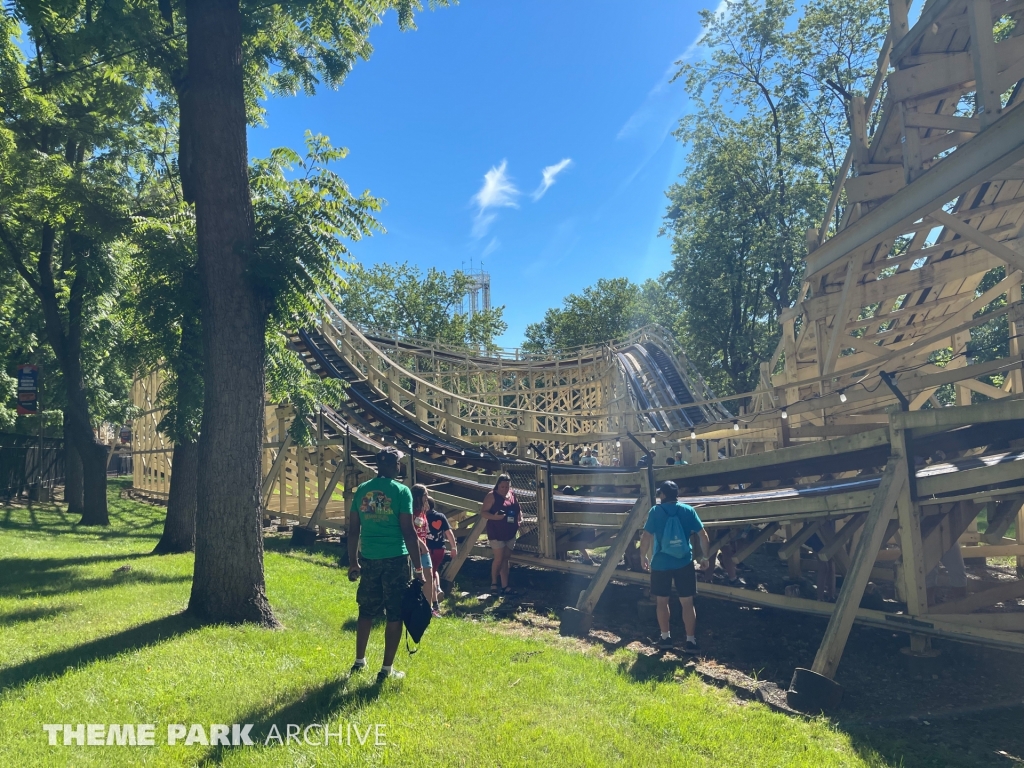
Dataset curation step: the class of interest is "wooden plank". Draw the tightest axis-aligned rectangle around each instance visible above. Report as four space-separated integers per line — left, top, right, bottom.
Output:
930 209 1024 272
703 489 877 524
733 522 781 564
968 0 1002 127
890 0 957 65
441 512 488 583
903 113 981 132
575 488 652 615
260 433 293 506
817 514 867 561
960 543 1024 558
305 459 345 532
891 395 1024 430
928 613 1024 631
930 578 1024 614
553 512 630 528
845 167 906 203
917 456 1024 497
892 423 928 616
811 458 906 679
653 428 890 485
778 521 821 560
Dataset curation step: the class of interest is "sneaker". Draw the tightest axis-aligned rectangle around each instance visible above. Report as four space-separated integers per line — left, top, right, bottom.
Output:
726 575 747 587
657 636 674 650
684 639 699 654
431 607 442 618
376 668 405 683
349 661 367 675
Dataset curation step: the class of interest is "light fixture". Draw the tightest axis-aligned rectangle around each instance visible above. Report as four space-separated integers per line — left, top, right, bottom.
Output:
839 390 848 403
615 439 621 448
502 449 507 455
651 435 657 444
780 408 788 420
441 449 445 455
690 429 696 440
733 420 739 431
461 450 465 456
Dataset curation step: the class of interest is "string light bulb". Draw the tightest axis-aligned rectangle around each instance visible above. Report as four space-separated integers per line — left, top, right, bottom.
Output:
651 435 657 444
441 449 445 455
839 390 848 403
615 439 621 448
733 420 740 431
690 429 696 440
780 408 788 420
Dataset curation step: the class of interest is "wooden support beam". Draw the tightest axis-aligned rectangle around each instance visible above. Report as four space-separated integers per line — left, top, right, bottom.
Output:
733 522 781 564
968 0 1002 127
442 512 488 583
574 488 652 615
817 514 867 562
305 458 345 532
929 209 1024 272
260 433 293 507
811 458 906 679
806 98 1024 279
778 521 822 561
891 421 929 616
930 577 1024 614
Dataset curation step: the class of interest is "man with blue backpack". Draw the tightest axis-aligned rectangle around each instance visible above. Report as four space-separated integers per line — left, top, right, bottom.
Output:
640 480 711 653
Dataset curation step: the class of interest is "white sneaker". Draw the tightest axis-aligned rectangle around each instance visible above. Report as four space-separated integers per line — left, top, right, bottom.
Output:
377 668 405 682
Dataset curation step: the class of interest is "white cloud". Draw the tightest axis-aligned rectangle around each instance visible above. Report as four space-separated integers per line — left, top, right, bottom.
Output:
471 160 519 237
482 237 500 258
531 158 573 201
616 0 729 140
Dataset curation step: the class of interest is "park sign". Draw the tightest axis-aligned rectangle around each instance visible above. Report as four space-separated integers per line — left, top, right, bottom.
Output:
16 364 39 415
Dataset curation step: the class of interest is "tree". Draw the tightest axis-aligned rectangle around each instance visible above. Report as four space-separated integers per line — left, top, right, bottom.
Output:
661 0 886 394
0 9 153 524
522 278 670 354
340 263 507 350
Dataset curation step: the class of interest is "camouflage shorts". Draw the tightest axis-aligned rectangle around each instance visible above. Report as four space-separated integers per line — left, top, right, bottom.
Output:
356 555 411 620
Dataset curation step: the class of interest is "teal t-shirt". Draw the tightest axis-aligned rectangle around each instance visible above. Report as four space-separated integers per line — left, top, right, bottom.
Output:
351 477 413 560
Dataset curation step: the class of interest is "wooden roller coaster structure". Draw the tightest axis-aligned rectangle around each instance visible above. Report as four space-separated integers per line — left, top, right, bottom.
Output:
132 0 1024 708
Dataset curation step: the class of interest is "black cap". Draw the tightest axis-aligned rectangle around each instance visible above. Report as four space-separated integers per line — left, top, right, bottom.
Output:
376 446 402 467
657 480 678 500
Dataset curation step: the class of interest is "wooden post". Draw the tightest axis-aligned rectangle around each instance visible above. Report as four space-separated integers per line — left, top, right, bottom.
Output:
297 444 306 522
535 464 555 559
306 457 345 533
442 513 487 583
811 458 905 679
967 0 1001 128
260 433 293 509
574 487 651 616
890 420 928 617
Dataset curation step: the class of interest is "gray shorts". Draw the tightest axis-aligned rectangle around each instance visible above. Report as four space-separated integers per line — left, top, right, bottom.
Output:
488 537 516 551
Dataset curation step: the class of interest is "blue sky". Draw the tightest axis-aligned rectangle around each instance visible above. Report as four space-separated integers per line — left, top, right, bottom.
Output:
249 1 718 348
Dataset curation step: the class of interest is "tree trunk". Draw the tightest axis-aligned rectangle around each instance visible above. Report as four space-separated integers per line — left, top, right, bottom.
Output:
183 0 277 625
78 438 109 525
63 415 84 516
154 440 198 554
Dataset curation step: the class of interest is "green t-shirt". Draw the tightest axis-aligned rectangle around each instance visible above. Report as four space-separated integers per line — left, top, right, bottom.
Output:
351 476 413 560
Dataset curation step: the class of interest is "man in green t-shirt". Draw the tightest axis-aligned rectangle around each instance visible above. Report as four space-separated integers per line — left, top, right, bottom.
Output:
347 447 421 682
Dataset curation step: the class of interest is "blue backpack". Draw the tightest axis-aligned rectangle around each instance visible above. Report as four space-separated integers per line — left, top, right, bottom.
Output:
657 504 690 560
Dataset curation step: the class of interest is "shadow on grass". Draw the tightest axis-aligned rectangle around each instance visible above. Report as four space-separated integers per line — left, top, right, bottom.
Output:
0 605 74 625
198 674 392 765
0 611 202 691
618 651 684 683
263 536 349 568
0 561 187 599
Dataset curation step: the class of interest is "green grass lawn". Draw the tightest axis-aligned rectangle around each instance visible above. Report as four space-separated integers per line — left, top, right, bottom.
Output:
0 479 888 767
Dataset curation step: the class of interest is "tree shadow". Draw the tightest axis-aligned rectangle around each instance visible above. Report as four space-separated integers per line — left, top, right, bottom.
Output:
0 611 202 691
198 673 392 765
0 605 74 625
618 651 685 683
263 536 349 568
0 560 187 599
